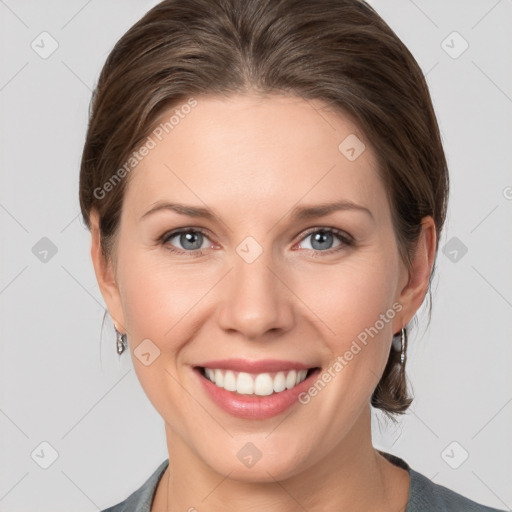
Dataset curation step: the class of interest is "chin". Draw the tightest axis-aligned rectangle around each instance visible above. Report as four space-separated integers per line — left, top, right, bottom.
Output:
199 439 311 483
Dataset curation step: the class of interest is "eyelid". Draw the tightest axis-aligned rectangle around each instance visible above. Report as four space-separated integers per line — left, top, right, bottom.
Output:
295 226 354 246
161 226 211 240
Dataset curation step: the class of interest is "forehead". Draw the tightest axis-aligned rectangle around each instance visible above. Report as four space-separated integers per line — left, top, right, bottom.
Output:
124 94 387 220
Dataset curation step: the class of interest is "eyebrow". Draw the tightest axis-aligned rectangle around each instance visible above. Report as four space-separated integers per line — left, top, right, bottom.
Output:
140 200 373 222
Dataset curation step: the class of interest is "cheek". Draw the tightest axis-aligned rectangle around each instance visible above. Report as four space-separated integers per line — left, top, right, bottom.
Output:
115 251 202 421
298 242 400 341
116 235 184 332
118 262 171 339
290 245 401 429
293 242 402 414
116 247 218 356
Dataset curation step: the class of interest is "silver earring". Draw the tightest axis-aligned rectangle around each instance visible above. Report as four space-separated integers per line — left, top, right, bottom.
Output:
392 327 407 365
116 329 127 355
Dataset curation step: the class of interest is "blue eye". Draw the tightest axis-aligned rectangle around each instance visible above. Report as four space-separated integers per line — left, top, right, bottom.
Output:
160 227 353 256
162 229 212 256
298 228 353 253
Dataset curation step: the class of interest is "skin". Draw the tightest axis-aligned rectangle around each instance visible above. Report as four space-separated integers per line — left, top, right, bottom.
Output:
90 93 436 512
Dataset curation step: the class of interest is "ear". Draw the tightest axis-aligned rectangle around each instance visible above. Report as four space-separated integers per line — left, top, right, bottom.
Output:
395 216 437 328
90 209 127 333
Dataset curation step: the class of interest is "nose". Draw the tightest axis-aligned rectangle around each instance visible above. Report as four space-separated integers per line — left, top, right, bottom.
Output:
216 249 295 341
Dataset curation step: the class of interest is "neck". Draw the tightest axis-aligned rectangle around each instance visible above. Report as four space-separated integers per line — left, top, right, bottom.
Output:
155 407 409 512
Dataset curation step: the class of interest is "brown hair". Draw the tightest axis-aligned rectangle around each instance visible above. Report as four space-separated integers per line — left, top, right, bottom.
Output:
79 0 449 418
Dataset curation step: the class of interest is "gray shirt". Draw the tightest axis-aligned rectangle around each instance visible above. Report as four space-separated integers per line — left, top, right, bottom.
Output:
101 451 506 511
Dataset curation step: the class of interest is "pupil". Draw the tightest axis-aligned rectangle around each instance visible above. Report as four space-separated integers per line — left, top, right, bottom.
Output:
181 232 202 250
312 231 333 250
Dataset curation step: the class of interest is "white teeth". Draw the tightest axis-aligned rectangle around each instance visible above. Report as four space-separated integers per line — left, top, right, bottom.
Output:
273 371 286 393
236 372 254 394
214 369 224 387
203 368 310 395
254 373 274 396
285 370 297 389
224 370 237 391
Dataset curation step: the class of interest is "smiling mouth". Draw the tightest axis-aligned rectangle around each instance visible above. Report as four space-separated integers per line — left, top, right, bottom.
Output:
196 366 320 396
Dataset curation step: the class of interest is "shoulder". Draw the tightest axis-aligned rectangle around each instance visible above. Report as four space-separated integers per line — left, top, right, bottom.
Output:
378 450 506 512
100 459 169 512
407 465 506 512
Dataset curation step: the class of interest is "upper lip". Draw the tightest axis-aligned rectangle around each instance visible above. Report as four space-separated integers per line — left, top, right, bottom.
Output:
196 358 317 373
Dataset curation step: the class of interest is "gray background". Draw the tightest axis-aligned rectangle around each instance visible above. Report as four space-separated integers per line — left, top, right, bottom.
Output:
1 0 511 510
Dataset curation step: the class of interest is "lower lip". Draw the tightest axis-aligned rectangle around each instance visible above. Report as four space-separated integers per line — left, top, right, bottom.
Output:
194 367 321 420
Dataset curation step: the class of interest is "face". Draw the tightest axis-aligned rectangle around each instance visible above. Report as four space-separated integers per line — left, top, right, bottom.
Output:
92 93 432 482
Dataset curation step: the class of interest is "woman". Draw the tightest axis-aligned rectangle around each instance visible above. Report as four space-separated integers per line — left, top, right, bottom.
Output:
79 0 506 510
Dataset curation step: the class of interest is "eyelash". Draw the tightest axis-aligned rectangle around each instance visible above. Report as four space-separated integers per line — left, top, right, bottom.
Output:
159 227 354 257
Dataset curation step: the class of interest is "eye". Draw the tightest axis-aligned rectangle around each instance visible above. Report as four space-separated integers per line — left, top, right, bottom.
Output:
159 226 353 256
161 228 212 255
297 227 353 253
